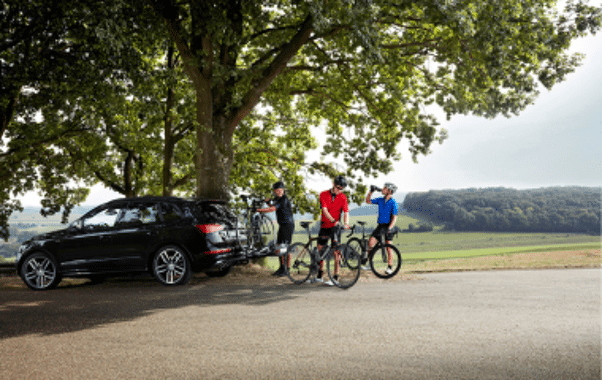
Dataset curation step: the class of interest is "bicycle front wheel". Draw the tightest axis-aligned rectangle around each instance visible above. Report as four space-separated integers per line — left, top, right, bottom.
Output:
286 243 313 284
369 244 401 279
326 244 361 289
345 237 365 270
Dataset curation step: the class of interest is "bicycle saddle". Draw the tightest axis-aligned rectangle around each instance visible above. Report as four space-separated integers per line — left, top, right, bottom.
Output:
357 221 367 226
300 221 312 229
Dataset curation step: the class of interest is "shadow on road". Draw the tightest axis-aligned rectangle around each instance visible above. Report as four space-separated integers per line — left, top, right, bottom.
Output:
0 272 324 340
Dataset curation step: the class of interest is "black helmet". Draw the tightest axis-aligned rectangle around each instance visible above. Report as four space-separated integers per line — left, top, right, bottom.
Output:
272 181 285 190
333 175 347 188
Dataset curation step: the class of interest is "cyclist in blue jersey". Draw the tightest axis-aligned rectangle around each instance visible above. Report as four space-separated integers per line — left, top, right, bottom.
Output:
364 182 398 275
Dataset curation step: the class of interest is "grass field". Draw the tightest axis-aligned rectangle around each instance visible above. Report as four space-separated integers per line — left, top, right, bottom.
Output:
277 214 601 273
291 214 600 254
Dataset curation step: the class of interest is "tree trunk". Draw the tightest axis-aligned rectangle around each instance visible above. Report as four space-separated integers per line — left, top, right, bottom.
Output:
194 121 232 201
162 45 176 197
0 90 19 141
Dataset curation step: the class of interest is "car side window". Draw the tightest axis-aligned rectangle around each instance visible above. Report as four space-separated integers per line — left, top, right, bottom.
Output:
140 204 159 224
160 203 182 222
83 208 121 230
117 204 159 226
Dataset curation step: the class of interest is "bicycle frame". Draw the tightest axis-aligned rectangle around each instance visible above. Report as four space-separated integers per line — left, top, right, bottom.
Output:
346 223 402 279
297 221 339 262
348 223 399 255
289 222 360 288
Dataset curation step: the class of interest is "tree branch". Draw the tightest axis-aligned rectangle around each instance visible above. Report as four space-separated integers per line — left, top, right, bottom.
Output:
226 15 314 137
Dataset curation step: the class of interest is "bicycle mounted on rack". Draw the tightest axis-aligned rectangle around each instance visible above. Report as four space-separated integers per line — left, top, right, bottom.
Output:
235 195 287 259
204 195 286 277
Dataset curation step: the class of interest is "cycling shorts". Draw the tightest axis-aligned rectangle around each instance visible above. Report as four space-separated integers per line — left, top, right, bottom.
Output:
317 227 338 246
371 224 394 242
277 223 294 245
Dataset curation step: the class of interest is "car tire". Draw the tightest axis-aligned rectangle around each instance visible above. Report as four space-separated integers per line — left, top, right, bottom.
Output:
20 252 62 291
151 245 192 286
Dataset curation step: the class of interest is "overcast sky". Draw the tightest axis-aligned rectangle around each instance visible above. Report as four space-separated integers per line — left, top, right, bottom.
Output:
17 9 601 206
381 27 602 193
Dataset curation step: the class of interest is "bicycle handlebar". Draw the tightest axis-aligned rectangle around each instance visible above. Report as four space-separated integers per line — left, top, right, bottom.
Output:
240 195 267 210
347 224 401 238
347 225 357 238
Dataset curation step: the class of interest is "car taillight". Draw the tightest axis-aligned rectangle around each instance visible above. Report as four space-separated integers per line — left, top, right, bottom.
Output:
196 224 224 234
204 248 232 254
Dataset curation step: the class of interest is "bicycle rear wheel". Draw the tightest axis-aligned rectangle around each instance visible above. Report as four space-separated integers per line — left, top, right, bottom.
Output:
369 244 401 279
326 244 361 289
286 243 313 284
251 214 275 248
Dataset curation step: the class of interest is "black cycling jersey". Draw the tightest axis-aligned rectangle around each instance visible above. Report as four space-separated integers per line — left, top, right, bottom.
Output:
270 194 294 225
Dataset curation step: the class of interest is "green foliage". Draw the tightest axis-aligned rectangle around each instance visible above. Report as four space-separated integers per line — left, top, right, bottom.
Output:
403 187 602 234
0 0 157 238
1 0 601 240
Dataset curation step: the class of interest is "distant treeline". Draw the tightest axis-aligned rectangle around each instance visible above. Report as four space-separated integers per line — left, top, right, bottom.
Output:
403 187 601 234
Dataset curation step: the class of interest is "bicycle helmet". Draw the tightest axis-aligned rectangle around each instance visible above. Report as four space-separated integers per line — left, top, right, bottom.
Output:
333 175 347 188
272 181 285 190
384 182 397 194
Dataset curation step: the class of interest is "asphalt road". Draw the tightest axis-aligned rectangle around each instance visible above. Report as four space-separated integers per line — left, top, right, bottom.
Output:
0 269 600 379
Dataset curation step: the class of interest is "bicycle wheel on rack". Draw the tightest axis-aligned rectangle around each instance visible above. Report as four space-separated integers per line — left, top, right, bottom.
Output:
345 237 365 270
251 214 274 248
286 243 313 284
326 244 361 289
369 243 401 279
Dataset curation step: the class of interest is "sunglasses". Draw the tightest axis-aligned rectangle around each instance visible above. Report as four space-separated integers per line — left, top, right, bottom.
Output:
335 186 344 190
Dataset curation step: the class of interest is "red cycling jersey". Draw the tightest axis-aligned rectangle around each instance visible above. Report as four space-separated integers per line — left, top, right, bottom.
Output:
320 190 349 228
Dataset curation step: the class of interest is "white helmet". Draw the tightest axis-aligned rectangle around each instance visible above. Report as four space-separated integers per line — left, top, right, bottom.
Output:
384 182 397 194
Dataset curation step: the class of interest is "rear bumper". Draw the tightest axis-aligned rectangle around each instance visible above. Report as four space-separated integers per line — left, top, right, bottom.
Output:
194 247 247 271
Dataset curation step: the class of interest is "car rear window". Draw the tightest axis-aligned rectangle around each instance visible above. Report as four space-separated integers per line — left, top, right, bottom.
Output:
160 203 183 222
195 202 236 225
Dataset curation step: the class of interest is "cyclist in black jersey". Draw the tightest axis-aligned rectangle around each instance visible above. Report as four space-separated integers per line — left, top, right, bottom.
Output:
257 181 295 276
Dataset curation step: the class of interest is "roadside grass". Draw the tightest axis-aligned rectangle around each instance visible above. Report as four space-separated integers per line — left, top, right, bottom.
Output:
399 249 601 274
400 242 601 263
392 231 599 252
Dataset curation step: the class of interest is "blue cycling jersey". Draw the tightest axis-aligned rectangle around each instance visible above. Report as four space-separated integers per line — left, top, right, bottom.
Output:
371 197 398 224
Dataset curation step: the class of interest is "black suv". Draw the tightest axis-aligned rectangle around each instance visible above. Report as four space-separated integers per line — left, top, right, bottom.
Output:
16 196 245 290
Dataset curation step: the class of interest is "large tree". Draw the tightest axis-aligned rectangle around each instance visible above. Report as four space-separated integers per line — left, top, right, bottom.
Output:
148 0 601 201
2 0 600 240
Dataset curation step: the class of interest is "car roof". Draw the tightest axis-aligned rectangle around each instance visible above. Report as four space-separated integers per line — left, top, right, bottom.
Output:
103 196 227 206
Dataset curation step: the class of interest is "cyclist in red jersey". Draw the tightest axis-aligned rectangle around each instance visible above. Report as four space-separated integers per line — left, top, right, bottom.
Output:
315 175 350 285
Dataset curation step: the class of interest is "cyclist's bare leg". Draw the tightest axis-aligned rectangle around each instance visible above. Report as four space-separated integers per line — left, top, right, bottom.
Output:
334 249 341 277
367 236 377 251
317 244 325 276
386 240 393 266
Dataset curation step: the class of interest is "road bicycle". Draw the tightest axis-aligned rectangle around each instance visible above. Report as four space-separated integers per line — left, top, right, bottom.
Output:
286 222 361 289
238 195 276 256
346 221 402 279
